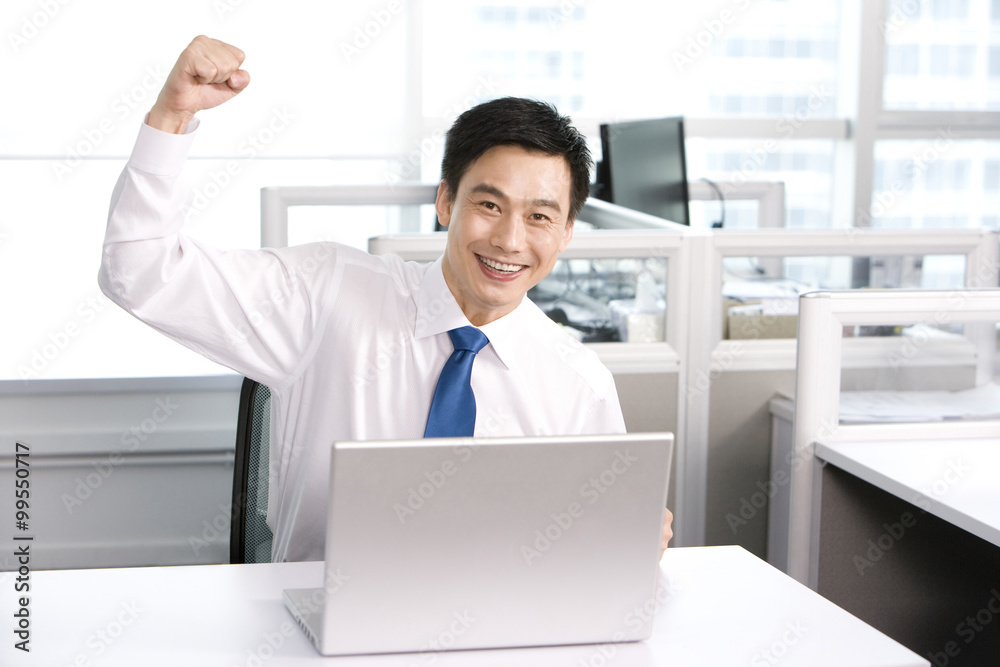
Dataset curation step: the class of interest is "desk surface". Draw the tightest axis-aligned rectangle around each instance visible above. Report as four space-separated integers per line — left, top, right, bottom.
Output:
816 438 1000 547
1 546 925 666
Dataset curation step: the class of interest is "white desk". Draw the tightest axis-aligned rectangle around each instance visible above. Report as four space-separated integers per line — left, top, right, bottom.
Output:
0 546 924 666
815 438 1000 547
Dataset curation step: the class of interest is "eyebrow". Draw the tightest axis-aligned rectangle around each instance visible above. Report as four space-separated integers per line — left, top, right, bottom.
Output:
469 183 563 214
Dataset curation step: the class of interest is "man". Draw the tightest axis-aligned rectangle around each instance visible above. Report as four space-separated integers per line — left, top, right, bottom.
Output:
100 36 672 561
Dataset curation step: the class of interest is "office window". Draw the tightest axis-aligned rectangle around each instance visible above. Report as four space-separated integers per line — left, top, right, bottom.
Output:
888 0 926 19
884 1 1000 109
887 44 920 76
2 0 412 380
685 138 837 229
985 160 1000 189
924 160 947 190
991 46 1000 76
955 45 976 76
931 0 970 19
930 45 951 75
872 141 1000 238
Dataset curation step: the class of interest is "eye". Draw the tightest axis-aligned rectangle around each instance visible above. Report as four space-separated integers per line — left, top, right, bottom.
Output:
479 201 499 211
529 212 551 223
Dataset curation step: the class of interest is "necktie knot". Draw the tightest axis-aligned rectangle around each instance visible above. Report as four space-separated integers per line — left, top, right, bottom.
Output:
448 326 488 354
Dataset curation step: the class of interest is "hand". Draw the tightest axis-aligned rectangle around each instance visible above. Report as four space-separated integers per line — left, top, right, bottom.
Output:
148 35 250 134
660 508 673 559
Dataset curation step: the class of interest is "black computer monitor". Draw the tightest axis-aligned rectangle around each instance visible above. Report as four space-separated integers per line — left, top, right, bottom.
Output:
592 117 690 226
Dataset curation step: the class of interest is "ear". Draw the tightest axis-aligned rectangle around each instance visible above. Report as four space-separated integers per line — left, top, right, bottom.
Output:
435 181 454 227
558 217 575 252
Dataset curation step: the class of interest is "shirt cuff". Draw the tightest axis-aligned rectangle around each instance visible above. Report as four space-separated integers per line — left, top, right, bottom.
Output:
127 114 201 177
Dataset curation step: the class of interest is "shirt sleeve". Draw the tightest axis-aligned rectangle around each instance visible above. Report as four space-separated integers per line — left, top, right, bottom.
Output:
98 120 342 390
586 379 628 435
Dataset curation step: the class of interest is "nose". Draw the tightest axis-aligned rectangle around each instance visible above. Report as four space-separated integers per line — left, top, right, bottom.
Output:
490 211 526 254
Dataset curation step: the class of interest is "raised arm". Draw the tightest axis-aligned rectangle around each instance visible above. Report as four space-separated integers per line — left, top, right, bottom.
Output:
148 35 250 134
99 37 346 391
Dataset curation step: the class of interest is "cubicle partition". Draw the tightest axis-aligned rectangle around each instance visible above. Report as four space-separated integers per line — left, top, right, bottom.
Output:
684 228 999 555
785 288 1000 664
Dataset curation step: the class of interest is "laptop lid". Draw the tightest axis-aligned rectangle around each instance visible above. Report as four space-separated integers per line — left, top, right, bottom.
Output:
288 432 673 656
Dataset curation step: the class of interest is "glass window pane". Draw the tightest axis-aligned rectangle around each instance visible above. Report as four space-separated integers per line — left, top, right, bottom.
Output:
884 2 1000 110
422 0 841 122
529 257 669 343
0 0 411 158
686 138 836 229
720 252 969 341
871 140 1000 230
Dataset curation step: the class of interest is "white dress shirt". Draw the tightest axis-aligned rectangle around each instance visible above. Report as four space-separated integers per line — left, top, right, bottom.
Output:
99 120 626 562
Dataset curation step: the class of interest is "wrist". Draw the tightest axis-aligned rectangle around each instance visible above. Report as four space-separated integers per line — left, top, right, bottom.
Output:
147 106 195 135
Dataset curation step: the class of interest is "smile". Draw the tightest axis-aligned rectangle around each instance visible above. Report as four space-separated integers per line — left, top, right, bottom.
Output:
477 255 526 274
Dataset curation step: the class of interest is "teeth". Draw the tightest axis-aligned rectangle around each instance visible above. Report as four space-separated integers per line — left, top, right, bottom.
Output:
479 256 524 273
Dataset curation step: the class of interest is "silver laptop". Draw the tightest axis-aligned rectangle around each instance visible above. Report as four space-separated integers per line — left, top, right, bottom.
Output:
283 432 673 656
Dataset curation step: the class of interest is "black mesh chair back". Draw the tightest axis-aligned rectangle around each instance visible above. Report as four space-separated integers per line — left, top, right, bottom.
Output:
230 378 273 563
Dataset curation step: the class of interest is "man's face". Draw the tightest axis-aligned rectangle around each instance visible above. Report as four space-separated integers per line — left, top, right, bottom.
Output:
437 145 575 327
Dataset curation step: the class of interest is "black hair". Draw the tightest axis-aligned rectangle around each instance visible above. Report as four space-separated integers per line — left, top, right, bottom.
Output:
440 97 592 221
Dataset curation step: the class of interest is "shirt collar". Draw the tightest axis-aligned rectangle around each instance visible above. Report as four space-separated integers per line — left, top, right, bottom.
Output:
415 257 527 370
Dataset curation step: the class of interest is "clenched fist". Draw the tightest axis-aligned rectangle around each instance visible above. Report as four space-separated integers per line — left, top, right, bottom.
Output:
148 35 249 134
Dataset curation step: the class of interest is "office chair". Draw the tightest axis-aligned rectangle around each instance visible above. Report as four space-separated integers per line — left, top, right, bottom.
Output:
230 377 273 564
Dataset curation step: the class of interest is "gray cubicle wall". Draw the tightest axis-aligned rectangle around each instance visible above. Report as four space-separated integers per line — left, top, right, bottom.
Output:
704 356 979 559
0 376 240 570
609 363 679 518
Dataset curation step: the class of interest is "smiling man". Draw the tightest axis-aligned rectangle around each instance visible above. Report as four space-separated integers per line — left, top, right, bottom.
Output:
99 36 671 561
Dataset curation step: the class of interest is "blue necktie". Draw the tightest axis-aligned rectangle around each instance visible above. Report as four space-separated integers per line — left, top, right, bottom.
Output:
424 326 489 437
